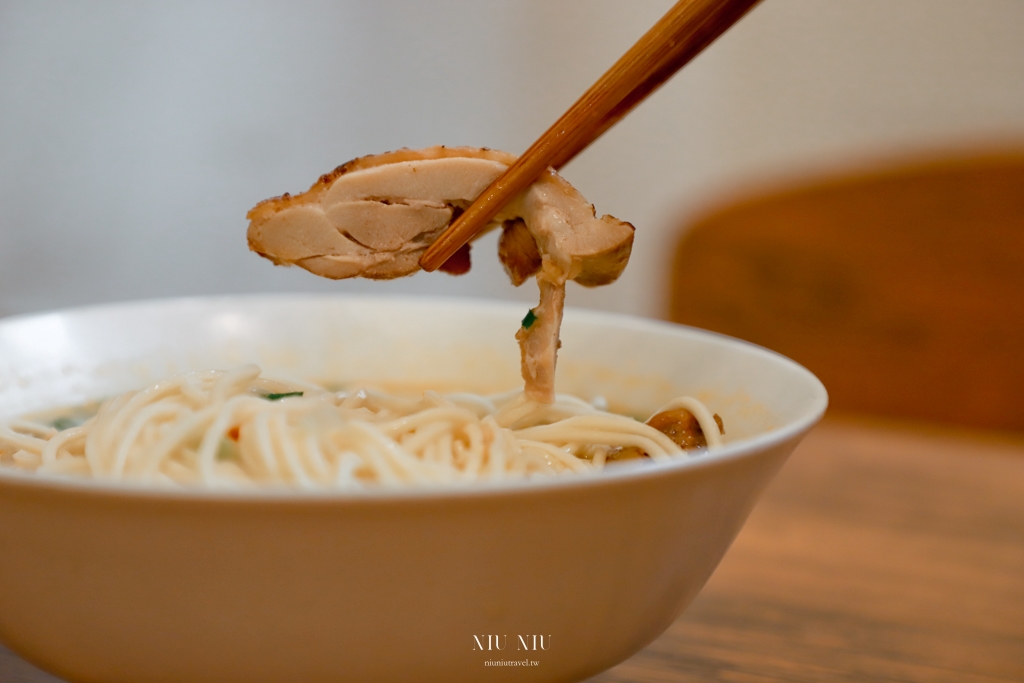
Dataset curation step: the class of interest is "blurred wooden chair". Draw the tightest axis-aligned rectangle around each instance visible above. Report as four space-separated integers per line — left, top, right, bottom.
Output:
669 150 1024 432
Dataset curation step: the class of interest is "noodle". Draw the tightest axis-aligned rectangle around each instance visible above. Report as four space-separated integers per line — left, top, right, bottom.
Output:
0 365 722 489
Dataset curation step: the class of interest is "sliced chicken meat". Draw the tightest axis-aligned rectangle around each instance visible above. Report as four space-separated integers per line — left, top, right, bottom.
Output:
247 145 634 403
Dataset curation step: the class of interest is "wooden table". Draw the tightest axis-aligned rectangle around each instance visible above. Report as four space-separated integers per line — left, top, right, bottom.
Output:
3 418 1022 682
591 417 1024 683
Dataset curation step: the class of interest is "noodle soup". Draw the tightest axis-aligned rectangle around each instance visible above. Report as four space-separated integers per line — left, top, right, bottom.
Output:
1 364 722 488
0 295 826 683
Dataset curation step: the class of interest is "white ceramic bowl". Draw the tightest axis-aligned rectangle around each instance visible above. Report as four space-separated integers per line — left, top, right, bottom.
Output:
0 295 826 683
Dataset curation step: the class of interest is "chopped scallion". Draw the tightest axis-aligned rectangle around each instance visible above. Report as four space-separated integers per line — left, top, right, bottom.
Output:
521 309 538 329
264 391 304 401
51 417 80 431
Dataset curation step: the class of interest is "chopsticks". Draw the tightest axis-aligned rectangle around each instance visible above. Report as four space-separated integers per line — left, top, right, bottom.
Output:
419 0 762 272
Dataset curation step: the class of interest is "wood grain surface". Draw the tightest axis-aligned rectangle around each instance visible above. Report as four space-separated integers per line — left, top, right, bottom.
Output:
590 418 1024 682
669 151 1024 432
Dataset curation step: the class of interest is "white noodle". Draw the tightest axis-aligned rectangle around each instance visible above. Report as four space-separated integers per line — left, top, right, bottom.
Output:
0 366 722 488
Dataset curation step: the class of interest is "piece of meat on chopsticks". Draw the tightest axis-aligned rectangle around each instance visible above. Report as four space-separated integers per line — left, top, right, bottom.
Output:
246 145 634 403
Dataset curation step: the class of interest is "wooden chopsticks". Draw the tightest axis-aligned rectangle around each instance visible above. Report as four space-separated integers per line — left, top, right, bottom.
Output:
419 0 762 272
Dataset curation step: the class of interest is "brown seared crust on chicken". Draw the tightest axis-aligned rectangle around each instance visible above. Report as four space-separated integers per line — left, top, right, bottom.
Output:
498 219 542 286
246 146 517 226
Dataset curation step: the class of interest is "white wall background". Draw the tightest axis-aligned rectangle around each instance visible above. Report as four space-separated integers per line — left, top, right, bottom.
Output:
1 0 1023 320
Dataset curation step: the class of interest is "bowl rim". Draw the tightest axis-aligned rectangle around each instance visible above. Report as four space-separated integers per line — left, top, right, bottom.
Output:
0 293 828 503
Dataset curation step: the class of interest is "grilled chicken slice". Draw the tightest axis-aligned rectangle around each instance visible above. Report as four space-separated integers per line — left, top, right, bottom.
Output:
247 145 634 403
